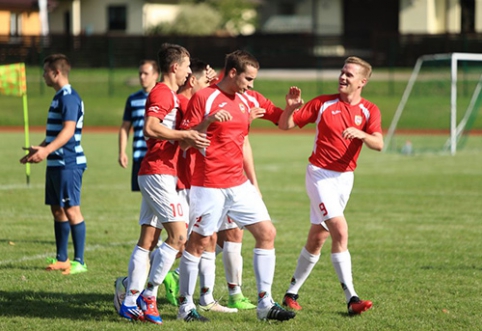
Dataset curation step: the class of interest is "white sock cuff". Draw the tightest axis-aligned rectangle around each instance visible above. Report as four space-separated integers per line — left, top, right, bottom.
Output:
183 250 201 263
224 241 242 253
159 242 179 255
331 250 350 263
135 245 150 254
301 247 320 263
253 248 275 256
201 251 216 261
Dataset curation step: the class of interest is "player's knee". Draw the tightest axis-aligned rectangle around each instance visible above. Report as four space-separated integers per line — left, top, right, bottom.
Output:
253 221 276 242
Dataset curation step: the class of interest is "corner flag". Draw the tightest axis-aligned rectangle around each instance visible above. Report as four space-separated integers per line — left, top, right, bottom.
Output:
0 63 31 185
0 63 27 96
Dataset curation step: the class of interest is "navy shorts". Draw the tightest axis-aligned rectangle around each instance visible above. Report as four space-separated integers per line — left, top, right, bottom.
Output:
45 167 85 207
131 160 142 192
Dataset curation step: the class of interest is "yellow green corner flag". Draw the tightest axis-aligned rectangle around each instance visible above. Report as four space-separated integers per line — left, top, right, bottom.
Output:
0 63 31 185
0 63 27 97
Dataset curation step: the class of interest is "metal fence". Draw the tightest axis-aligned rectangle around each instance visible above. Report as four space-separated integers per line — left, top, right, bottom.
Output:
1 32 482 69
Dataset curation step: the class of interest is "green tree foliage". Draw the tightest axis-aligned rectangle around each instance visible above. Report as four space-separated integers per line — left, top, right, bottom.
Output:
146 0 258 36
147 3 222 36
203 0 259 35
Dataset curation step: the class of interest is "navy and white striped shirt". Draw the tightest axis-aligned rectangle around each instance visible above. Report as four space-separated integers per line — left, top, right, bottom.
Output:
45 84 86 168
122 90 148 162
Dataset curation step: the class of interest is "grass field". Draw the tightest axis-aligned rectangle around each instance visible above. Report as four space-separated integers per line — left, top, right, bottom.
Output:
1 131 482 331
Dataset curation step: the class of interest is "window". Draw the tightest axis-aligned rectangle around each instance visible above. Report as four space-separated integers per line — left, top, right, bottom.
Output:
279 2 295 15
108 5 127 31
461 0 475 33
10 13 20 36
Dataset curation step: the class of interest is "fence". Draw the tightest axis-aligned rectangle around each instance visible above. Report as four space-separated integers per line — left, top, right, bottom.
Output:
1 32 482 69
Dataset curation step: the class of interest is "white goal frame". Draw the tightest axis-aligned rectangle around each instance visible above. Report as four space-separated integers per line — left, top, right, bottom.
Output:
384 52 482 155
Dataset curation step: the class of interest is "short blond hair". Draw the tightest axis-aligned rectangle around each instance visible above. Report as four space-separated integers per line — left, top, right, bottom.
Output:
345 56 372 78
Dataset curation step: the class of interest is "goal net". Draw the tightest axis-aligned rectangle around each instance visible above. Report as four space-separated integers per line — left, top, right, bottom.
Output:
384 52 482 155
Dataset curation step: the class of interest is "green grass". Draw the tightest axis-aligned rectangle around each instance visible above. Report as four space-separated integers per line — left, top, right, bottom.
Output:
1 66 482 131
1 131 482 330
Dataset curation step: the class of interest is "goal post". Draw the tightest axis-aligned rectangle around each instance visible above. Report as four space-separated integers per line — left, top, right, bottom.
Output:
384 52 482 155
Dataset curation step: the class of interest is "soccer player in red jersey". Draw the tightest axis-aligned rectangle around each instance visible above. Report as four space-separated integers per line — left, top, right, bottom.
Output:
118 43 210 324
176 50 298 322
278 56 383 315
175 59 286 313
164 58 240 313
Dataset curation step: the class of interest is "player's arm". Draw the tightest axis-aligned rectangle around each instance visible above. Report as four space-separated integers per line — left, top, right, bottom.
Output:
118 120 132 168
278 86 303 130
144 115 210 149
193 110 232 133
23 121 76 163
243 136 261 196
342 129 384 151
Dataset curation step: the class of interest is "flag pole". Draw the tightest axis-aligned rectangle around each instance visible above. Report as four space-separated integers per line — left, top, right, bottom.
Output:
22 92 31 185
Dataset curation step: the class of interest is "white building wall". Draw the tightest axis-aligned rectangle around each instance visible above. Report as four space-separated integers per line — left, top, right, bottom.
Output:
400 0 431 33
475 0 482 32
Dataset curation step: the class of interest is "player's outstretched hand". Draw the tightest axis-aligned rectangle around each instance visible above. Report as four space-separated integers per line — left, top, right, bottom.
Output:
285 86 304 112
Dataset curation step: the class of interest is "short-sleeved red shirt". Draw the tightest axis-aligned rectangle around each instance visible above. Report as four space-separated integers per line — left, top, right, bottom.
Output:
293 94 382 172
138 82 181 176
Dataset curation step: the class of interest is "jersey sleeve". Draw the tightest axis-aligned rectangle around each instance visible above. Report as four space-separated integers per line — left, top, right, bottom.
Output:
365 104 382 134
293 97 322 128
60 94 81 122
252 90 283 125
122 96 132 122
181 93 206 130
146 88 173 121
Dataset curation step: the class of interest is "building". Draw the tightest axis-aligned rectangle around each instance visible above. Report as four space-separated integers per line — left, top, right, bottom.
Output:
260 0 482 35
0 0 179 36
0 0 55 36
1 0 482 37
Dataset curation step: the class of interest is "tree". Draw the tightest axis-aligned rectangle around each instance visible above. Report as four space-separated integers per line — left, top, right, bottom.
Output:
147 3 222 36
181 0 259 35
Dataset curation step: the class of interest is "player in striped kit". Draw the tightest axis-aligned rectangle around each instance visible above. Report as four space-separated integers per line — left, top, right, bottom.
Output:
118 59 159 191
20 53 88 275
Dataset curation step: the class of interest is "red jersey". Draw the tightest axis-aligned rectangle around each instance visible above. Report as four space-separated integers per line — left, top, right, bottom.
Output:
181 85 251 188
176 93 194 190
138 82 181 176
293 94 382 172
243 89 283 125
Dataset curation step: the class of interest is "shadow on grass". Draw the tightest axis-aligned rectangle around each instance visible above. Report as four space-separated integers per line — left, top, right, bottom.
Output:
0 290 114 320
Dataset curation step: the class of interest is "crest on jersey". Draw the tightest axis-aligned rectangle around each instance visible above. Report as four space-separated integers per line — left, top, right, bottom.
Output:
354 115 362 126
239 103 246 113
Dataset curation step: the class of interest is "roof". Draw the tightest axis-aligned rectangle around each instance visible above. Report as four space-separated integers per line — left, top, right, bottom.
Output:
0 0 57 11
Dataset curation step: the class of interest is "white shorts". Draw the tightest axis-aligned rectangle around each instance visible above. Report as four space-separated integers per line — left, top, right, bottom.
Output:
138 174 186 228
305 164 353 229
218 216 239 232
189 180 270 236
